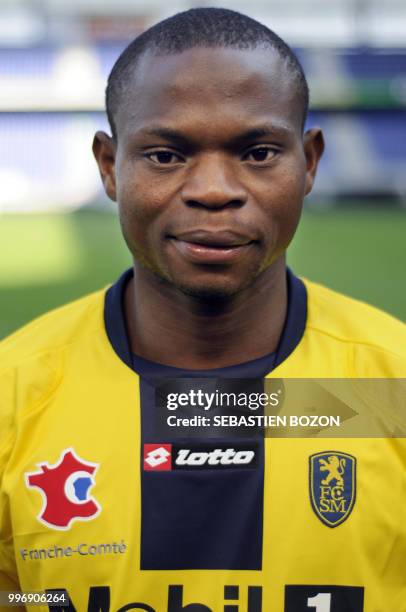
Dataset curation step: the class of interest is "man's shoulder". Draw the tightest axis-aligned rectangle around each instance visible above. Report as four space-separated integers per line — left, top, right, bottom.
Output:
0 287 106 374
304 277 406 361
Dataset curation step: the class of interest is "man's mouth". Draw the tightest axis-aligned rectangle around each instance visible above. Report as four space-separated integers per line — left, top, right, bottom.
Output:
169 230 256 264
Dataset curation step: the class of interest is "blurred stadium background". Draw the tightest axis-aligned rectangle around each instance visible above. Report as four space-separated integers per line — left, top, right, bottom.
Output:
1 0 405 338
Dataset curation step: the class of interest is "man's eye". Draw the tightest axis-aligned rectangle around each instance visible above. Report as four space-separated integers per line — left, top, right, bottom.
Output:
147 151 183 165
244 147 277 162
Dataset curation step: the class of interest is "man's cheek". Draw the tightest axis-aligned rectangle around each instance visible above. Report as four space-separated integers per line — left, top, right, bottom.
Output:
276 207 302 250
265 199 302 255
118 192 156 227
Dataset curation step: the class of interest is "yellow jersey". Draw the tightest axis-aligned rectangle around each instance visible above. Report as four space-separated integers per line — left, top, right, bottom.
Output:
0 269 405 612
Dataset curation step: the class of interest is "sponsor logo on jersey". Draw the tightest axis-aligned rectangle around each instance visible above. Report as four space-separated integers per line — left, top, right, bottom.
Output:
143 443 258 471
45 584 263 611
144 444 172 471
309 451 356 527
25 448 100 530
285 585 364 611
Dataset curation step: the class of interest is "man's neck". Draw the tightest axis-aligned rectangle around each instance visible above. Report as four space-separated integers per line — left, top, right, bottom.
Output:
124 258 288 370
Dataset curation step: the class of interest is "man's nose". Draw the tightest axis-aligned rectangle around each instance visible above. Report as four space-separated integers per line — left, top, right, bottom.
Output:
180 154 248 209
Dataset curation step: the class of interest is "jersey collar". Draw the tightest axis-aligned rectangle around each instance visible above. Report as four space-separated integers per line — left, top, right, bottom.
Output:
104 267 307 375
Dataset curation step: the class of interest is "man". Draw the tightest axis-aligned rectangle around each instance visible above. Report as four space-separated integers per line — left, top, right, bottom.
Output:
1 8 405 612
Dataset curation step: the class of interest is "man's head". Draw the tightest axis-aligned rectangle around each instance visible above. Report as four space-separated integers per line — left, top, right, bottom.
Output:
105 7 309 139
93 8 324 300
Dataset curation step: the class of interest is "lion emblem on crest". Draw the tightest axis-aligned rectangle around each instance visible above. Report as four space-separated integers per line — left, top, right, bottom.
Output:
319 455 346 486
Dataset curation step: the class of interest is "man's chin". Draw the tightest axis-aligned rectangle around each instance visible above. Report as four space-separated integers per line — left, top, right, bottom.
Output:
177 284 239 301
137 259 263 300
171 274 259 301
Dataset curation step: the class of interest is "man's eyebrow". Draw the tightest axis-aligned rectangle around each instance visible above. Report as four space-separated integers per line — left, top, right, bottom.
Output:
137 127 194 147
228 124 293 145
136 123 292 147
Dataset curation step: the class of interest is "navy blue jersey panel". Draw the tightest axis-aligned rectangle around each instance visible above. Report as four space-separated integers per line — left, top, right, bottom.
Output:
140 462 264 570
140 373 264 570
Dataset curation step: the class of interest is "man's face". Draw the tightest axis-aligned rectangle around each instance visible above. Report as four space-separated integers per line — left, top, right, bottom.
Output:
95 47 323 298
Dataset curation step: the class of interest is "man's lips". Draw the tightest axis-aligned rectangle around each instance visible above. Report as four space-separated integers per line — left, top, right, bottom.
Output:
173 230 254 247
169 230 256 264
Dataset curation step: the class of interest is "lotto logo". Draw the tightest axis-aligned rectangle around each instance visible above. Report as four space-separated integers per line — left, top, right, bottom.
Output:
143 443 258 471
143 444 172 471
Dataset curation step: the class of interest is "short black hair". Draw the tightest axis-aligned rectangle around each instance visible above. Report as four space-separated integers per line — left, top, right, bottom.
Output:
106 7 309 139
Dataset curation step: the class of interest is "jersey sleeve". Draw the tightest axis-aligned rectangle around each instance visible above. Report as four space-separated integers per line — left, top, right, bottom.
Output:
0 367 21 597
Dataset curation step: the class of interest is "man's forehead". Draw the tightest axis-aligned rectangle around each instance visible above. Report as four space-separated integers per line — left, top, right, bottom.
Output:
135 46 287 88
117 47 301 136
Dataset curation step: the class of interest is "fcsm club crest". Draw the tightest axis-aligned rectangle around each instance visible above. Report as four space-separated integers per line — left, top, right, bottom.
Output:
25 448 101 530
309 451 356 527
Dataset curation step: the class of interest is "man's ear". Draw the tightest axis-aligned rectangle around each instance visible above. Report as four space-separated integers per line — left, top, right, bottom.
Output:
92 131 117 202
303 128 325 195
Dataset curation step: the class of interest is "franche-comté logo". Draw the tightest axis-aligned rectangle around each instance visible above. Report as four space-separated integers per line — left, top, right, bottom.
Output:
144 443 257 471
25 448 100 530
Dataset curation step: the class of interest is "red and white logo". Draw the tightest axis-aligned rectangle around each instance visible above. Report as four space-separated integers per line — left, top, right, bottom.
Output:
25 448 101 530
143 443 257 471
143 444 172 471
